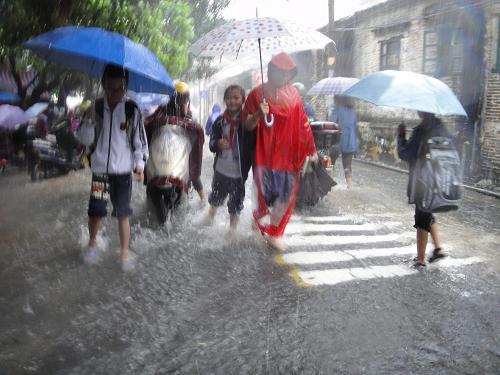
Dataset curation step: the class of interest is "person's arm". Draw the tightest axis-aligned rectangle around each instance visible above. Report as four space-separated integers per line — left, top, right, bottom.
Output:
243 102 269 131
397 123 419 162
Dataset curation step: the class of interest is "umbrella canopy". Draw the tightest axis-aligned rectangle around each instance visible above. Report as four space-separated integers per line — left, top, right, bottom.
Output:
129 92 169 108
307 77 359 96
25 102 49 118
343 70 467 117
0 92 21 104
0 105 30 129
24 26 174 95
189 18 332 60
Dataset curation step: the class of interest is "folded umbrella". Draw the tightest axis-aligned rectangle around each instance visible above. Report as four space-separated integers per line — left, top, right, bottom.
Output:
24 26 174 95
343 70 467 117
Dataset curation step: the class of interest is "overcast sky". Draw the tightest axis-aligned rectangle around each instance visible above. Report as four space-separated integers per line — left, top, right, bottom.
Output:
222 0 387 29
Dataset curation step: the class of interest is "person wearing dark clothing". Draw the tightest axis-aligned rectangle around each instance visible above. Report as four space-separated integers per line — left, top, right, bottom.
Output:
205 103 222 136
397 112 448 268
204 85 255 239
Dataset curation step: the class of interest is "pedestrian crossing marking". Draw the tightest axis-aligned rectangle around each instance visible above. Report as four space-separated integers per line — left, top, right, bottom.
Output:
282 245 416 265
284 232 414 247
297 257 483 286
278 216 484 288
285 222 401 235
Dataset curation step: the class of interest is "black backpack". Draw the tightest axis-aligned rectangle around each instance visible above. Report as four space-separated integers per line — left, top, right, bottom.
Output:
410 132 463 213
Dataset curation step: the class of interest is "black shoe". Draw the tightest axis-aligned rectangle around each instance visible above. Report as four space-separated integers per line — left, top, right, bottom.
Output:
428 248 447 263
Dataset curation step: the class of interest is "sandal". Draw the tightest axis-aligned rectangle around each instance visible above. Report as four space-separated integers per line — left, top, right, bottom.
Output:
428 248 447 263
412 260 426 269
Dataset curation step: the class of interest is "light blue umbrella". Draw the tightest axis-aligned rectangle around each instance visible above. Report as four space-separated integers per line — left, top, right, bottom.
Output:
0 104 30 129
25 102 49 118
24 26 174 95
343 70 467 117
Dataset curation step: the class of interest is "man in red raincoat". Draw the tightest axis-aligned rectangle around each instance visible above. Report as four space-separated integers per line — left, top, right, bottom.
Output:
243 52 317 251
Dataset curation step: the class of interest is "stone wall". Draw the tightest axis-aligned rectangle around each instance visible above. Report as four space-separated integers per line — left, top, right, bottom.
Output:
481 3 500 183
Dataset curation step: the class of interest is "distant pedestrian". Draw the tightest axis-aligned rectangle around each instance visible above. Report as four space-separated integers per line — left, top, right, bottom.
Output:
205 103 222 136
329 95 358 189
397 111 448 268
78 64 148 272
204 85 255 240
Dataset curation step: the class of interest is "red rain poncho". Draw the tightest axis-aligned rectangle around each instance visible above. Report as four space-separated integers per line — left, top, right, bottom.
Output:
242 53 316 237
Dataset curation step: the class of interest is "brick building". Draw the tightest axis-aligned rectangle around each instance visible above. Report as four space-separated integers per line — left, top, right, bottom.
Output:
319 0 496 183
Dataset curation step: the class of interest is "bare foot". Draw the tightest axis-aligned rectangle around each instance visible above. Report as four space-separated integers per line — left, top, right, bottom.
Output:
267 236 287 252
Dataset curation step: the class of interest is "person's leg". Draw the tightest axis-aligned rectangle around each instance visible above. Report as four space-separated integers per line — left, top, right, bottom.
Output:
416 228 428 263
430 222 441 249
87 173 108 249
149 186 167 224
428 218 447 262
414 207 432 265
109 174 133 265
118 216 130 261
206 172 227 225
342 153 353 189
88 216 101 247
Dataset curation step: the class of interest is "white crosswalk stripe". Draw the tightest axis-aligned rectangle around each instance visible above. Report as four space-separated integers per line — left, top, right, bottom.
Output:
285 222 401 234
299 257 483 286
284 232 414 247
281 215 483 287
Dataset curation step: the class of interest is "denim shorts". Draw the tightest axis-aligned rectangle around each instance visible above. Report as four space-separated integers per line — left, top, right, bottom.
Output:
88 173 133 218
414 207 435 232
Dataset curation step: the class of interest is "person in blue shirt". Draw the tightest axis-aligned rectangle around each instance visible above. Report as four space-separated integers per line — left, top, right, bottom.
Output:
205 103 222 136
329 95 358 189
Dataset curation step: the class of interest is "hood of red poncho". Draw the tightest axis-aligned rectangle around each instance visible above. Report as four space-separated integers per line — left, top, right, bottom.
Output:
268 52 297 78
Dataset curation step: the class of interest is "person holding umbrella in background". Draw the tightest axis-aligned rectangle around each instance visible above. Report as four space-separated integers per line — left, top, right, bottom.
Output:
329 95 358 189
78 64 148 272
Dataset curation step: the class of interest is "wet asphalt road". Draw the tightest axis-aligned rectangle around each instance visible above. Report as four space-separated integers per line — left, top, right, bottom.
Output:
0 158 499 374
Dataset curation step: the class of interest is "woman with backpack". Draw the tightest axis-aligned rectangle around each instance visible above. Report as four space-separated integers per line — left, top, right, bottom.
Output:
397 111 450 268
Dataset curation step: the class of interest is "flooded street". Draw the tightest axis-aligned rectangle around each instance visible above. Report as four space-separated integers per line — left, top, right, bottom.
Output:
1 157 499 374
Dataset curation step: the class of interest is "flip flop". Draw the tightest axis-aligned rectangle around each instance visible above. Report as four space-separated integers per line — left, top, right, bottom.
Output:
428 248 447 263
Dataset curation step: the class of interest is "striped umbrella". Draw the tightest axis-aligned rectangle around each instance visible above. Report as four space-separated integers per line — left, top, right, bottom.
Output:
307 77 359 96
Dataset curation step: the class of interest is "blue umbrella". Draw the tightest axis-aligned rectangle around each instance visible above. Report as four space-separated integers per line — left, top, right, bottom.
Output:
24 26 174 95
129 92 169 108
0 92 21 104
343 70 467 117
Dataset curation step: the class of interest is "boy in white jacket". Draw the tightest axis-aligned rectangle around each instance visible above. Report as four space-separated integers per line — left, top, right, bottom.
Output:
78 65 148 271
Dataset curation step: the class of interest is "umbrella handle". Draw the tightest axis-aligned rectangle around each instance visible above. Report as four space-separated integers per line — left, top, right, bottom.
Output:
262 97 274 127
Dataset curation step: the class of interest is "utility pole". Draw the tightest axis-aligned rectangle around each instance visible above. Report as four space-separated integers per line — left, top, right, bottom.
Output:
327 0 335 78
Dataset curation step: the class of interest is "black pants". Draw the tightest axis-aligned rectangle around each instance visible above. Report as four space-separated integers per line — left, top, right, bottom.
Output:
148 185 183 224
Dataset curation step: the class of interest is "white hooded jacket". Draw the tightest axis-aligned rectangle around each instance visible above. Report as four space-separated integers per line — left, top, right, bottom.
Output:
78 97 148 174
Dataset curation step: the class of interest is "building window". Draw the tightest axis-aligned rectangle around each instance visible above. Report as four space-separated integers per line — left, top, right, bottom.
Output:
380 38 401 70
423 31 439 76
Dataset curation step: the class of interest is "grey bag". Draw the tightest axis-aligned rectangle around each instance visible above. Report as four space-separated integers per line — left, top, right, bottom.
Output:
410 136 463 213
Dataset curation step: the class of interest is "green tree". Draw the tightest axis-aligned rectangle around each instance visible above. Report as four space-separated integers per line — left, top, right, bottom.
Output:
0 0 195 107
